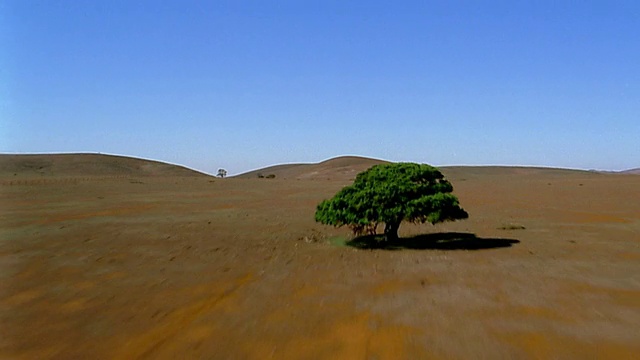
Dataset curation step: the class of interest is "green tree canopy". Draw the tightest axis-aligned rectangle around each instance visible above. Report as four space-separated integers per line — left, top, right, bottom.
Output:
315 163 468 241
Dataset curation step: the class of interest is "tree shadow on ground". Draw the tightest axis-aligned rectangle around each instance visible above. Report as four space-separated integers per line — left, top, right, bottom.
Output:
346 232 520 251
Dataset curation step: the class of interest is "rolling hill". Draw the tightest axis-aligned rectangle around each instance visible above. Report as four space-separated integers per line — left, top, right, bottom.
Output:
235 156 389 180
438 165 599 181
0 153 210 178
236 156 602 181
3 153 627 181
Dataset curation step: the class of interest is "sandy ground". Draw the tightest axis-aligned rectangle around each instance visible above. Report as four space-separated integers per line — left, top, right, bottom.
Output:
1 171 639 359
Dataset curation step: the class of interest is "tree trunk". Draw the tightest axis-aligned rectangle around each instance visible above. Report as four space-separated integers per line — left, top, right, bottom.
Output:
384 221 400 242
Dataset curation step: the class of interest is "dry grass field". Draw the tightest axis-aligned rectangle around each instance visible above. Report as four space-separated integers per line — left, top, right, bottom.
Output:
1 154 639 359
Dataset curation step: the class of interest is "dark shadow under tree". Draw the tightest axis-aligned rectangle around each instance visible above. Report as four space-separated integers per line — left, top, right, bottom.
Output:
346 232 520 251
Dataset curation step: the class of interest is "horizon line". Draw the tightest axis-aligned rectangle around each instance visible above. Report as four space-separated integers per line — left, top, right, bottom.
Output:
0 151 636 175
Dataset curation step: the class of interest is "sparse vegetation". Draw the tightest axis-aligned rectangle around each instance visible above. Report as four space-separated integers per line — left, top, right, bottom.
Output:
4 154 640 358
498 224 526 230
297 229 326 243
315 163 468 241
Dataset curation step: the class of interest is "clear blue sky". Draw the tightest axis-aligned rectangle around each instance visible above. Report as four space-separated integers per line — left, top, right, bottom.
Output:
2 1 638 175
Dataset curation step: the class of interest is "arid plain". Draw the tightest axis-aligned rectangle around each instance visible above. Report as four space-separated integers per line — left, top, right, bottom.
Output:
1 154 639 359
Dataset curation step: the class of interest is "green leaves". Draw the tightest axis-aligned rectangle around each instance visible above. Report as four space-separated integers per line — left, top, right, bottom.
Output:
315 163 468 236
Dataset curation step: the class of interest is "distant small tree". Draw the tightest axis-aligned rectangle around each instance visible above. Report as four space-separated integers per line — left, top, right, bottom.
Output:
315 163 468 242
217 168 227 178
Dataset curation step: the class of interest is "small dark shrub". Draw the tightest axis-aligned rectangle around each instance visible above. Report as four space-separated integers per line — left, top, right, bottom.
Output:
498 224 526 230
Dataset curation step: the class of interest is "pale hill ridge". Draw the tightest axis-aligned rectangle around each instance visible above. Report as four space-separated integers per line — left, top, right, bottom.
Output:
621 168 640 175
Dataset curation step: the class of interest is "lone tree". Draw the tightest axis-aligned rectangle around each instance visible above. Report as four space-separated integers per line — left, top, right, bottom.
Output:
315 163 468 242
217 168 227 178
